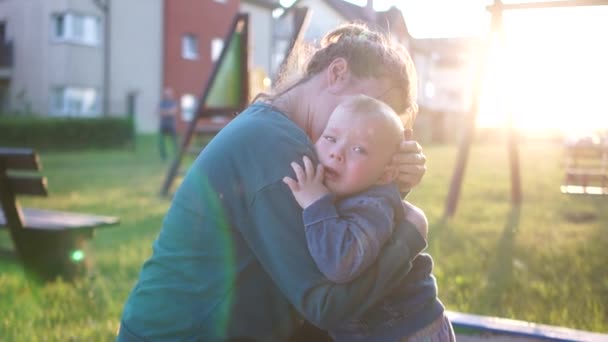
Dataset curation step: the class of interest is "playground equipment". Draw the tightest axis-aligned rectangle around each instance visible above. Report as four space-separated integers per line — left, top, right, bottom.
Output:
160 14 250 197
160 9 310 197
444 0 608 217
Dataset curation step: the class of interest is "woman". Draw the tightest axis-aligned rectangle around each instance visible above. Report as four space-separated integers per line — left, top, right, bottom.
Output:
118 23 427 341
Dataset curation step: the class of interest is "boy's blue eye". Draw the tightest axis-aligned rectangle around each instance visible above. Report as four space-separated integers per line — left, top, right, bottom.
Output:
324 136 336 143
353 146 367 154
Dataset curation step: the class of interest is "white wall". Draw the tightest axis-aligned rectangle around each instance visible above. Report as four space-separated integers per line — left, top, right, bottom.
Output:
415 51 474 114
110 0 163 133
2 0 53 113
1 0 163 133
296 0 348 43
1 0 104 114
240 2 272 77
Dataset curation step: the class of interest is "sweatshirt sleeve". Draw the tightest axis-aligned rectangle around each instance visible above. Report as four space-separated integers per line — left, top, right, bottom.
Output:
302 193 395 284
243 182 427 330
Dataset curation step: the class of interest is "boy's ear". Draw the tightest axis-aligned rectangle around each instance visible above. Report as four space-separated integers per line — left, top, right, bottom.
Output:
376 165 399 185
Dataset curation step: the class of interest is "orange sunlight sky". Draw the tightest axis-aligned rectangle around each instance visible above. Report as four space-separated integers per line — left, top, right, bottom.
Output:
348 0 608 133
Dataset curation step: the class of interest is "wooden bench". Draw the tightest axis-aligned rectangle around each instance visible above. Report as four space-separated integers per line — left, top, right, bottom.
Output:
560 142 608 195
0 147 119 281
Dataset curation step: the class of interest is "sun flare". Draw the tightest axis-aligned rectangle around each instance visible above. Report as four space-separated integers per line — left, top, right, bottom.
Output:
477 6 608 134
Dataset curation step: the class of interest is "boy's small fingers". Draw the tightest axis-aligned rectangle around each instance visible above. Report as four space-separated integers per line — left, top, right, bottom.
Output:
282 177 297 191
302 156 314 178
291 162 305 181
315 164 324 181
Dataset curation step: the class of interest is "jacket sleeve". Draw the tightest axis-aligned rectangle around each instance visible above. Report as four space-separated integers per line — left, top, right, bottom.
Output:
302 193 395 284
242 182 427 330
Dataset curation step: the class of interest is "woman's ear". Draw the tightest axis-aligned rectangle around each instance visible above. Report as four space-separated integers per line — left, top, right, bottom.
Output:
327 58 349 89
376 165 399 185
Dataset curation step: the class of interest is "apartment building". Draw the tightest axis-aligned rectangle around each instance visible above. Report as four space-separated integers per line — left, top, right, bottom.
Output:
0 0 163 133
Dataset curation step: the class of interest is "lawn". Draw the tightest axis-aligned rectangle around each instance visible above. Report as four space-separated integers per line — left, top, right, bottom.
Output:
0 135 606 340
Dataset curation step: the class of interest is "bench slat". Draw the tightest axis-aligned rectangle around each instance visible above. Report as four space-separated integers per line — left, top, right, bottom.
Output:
561 185 608 195
0 148 40 171
5 176 48 196
0 207 119 230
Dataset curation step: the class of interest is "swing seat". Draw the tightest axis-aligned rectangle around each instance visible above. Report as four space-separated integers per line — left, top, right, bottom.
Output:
560 141 608 195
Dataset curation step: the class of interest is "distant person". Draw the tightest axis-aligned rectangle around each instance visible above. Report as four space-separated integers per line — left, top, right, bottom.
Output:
284 95 454 342
158 87 178 161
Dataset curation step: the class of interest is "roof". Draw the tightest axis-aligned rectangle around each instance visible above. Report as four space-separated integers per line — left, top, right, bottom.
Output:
241 0 281 9
288 0 411 41
322 0 375 22
375 6 410 41
284 0 481 62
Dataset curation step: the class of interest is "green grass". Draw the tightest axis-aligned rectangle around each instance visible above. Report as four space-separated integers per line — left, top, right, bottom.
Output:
1 135 607 340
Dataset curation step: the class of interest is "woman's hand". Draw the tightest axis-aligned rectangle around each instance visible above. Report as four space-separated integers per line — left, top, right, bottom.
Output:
392 130 427 194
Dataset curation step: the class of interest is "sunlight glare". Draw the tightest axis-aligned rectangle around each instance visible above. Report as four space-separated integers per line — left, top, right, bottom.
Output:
377 1 608 134
478 6 608 133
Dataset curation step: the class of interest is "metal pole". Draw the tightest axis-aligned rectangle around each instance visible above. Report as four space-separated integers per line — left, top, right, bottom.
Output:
104 1 111 116
444 0 503 218
487 0 608 10
93 0 110 116
494 5 523 206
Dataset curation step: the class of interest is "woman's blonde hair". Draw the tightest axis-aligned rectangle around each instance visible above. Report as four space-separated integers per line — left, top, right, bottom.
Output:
271 22 418 127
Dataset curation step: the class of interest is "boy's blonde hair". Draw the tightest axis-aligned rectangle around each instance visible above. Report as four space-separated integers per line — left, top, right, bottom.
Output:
335 95 405 152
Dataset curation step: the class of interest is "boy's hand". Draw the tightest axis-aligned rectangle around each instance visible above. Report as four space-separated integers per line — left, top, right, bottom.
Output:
283 156 330 209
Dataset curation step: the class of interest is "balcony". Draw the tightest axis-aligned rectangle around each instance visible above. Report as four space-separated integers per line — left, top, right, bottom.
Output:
0 40 13 68
0 41 12 79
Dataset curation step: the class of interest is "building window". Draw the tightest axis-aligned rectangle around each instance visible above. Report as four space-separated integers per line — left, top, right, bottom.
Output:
52 12 100 46
181 94 197 121
182 34 199 60
211 38 224 62
50 86 100 117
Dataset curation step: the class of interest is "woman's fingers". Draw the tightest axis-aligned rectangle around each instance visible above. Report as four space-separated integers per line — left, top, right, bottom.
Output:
392 149 426 166
403 129 413 141
397 164 427 188
397 139 423 156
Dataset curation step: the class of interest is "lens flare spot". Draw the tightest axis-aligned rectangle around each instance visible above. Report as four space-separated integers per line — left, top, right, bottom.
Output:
70 250 85 263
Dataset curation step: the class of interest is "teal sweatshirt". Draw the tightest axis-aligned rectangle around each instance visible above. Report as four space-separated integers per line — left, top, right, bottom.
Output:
118 103 427 341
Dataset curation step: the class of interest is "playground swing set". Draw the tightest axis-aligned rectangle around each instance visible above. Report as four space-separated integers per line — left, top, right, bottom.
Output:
444 0 608 220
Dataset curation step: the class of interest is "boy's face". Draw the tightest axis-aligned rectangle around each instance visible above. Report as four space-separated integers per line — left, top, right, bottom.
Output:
315 108 398 197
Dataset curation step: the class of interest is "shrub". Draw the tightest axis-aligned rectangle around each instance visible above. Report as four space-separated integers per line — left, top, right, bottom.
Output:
0 115 134 150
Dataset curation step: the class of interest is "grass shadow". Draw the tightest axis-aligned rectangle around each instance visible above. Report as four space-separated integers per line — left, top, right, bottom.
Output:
427 215 451 245
478 205 521 312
